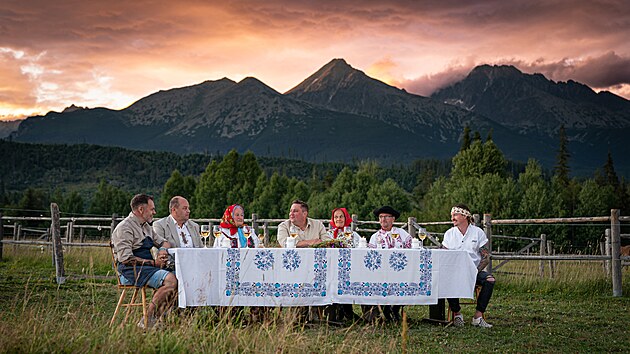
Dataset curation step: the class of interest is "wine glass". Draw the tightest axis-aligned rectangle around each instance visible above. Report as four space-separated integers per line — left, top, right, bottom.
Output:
390 229 400 248
418 228 427 249
213 225 222 245
289 225 298 238
243 226 251 247
200 225 210 248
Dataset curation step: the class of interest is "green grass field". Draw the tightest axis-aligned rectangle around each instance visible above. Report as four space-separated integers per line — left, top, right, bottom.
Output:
1 246 628 353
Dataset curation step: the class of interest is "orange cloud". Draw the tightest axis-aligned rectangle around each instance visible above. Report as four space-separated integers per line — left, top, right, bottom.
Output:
1 0 629 121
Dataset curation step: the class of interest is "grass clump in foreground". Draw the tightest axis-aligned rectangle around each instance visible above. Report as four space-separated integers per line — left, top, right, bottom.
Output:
0 246 629 353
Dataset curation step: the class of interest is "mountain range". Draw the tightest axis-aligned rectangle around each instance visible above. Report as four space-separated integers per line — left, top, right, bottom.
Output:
8 59 629 175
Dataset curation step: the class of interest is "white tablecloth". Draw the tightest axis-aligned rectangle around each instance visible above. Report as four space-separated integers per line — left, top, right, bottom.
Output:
170 248 477 308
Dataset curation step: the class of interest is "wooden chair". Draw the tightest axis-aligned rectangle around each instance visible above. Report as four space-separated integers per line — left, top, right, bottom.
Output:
447 285 485 322
109 243 150 328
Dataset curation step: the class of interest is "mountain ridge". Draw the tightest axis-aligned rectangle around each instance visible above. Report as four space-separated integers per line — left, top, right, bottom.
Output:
9 59 628 175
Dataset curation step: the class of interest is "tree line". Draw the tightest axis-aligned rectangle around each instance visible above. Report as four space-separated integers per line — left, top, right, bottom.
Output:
1 127 627 251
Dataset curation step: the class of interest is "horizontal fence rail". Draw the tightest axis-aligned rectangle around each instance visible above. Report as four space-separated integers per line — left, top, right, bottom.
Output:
0 207 627 296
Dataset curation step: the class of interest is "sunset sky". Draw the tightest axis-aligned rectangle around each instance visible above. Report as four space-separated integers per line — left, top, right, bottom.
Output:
1 0 629 121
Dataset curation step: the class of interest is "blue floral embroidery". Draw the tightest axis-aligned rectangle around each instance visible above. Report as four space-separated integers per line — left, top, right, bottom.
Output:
254 250 274 271
225 248 327 298
364 250 382 271
338 248 433 297
282 249 301 271
389 252 408 272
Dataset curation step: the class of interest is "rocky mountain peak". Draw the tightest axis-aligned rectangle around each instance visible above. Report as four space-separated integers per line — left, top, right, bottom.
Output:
235 77 281 96
432 63 630 131
61 104 87 113
285 58 372 96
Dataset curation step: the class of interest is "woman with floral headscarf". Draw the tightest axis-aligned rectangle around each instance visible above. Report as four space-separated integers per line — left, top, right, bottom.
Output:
213 204 260 248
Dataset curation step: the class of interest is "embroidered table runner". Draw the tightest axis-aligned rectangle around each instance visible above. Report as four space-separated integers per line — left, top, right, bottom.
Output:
171 248 476 307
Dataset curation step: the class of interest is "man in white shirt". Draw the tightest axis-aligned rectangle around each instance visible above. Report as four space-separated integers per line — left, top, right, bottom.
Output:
442 203 495 328
153 196 203 248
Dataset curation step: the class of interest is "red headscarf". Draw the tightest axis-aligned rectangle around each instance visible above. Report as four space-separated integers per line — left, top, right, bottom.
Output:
330 207 352 239
220 204 246 236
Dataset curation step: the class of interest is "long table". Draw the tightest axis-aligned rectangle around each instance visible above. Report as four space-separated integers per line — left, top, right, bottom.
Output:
170 248 477 308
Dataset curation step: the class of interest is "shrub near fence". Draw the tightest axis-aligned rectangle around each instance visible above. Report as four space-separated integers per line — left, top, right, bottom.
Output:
1 206 628 296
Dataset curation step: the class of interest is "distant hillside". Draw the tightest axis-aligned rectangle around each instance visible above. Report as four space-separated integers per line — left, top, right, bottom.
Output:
0 140 458 197
0 120 20 138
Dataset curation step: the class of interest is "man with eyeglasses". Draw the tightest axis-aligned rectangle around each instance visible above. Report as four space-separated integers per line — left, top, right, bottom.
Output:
368 205 412 249
363 205 412 322
153 196 203 248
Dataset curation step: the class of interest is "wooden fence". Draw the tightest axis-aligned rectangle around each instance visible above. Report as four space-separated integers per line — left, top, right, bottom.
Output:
0 206 628 296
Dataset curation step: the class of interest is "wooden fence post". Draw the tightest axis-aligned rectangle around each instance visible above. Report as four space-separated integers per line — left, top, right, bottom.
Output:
610 209 622 297
604 228 611 276
251 213 260 246
79 227 85 243
483 214 493 273
539 234 546 278
408 216 417 238
547 240 555 278
473 214 481 227
263 221 269 246
50 203 65 285
0 212 3 260
110 213 118 237
351 214 358 232
251 213 258 232
67 221 74 243
208 221 215 246
12 222 18 252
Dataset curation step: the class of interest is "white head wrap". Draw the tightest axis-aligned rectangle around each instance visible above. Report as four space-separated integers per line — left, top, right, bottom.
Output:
451 206 472 218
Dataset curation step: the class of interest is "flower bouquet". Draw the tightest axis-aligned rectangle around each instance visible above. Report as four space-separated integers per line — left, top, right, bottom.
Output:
311 238 350 248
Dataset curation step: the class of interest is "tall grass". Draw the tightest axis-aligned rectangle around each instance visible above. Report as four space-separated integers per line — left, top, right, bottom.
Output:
1 246 629 353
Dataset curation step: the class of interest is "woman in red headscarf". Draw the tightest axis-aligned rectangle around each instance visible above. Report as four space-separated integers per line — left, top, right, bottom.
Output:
322 207 362 323
213 204 260 248
326 207 361 248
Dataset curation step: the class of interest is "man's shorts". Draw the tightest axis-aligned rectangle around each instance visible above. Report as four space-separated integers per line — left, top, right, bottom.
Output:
120 269 171 289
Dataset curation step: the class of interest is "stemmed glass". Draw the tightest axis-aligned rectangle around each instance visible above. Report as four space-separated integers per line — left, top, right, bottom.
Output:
243 225 251 239
289 225 298 238
213 225 221 247
418 228 427 249
243 226 251 247
391 229 400 248
200 225 210 248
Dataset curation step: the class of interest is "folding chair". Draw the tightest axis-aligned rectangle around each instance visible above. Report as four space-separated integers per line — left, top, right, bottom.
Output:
109 242 150 328
447 284 485 322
